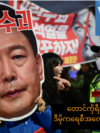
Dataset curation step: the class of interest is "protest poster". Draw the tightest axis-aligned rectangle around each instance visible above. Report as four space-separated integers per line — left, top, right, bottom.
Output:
0 2 44 121
8 0 99 67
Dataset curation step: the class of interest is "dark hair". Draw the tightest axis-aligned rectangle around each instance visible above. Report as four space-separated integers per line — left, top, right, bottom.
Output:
88 5 95 16
42 52 63 67
42 52 63 105
0 4 37 57
21 30 37 57
72 5 95 27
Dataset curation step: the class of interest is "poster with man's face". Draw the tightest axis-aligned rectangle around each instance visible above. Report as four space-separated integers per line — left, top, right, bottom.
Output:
8 1 100 67
0 3 44 121
72 7 100 61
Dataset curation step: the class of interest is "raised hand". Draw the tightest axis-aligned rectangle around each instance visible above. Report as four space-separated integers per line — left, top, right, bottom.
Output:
53 76 71 91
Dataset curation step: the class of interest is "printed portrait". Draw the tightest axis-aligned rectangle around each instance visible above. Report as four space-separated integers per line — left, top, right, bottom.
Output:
72 6 100 61
0 3 44 121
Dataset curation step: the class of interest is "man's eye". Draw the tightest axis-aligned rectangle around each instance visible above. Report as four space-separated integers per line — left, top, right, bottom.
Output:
74 26 82 31
12 55 25 59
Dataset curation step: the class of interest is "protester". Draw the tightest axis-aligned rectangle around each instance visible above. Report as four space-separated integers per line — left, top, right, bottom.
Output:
68 66 77 79
62 46 100 133
42 53 71 105
42 52 89 104
78 46 100 133
42 52 72 133
90 46 100 103
63 68 84 92
67 46 100 133
77 63 97 97
42 52 86 133
0 3 61 133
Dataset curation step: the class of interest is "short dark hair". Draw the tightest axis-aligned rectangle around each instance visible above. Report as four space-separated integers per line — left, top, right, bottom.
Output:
0 4 37 57
21 30 37 57
72 5 95 28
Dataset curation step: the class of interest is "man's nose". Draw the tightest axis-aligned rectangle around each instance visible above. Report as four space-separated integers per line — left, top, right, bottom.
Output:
86 33 89 41
1 60 17 83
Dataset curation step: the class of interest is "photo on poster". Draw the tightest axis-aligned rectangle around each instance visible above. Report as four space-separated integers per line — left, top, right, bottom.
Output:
0 2 44 121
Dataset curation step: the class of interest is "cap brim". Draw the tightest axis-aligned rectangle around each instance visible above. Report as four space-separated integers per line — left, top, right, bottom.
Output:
91 46 100 53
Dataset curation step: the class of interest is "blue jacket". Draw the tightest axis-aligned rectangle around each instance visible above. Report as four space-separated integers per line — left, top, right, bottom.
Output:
0 107 61 133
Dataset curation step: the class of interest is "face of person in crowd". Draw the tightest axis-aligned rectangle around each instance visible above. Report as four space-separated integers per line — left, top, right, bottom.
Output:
99 50 100 55
81 64 90 73
0 28 43 119
95 49 100 70
54 61 63 78
72 8 100 61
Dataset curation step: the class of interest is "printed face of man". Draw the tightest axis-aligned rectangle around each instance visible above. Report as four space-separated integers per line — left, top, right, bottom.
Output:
72 8 100 61
0 28 43 119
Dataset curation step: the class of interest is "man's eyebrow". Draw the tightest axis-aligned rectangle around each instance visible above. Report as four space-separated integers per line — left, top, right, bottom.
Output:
79 20 91 26
78 21 86 26
9 45 27 51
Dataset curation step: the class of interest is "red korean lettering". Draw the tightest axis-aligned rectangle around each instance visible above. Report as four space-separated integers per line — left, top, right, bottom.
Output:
29 3 43 21
16 10 27 23
16 10 32 31
20 1 30 10
0 11 16 32
27 10 32 29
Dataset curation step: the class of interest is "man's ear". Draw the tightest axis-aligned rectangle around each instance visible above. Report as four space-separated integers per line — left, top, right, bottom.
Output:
36 53 43 81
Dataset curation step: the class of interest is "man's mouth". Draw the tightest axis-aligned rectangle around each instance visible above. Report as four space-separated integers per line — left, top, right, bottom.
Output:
3 89 26 98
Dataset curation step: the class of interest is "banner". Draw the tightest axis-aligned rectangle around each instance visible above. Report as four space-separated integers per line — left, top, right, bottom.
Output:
8 1 100 67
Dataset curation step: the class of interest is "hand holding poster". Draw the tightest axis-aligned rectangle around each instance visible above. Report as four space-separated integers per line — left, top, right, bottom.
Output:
0 3 61 133
9 0 100 67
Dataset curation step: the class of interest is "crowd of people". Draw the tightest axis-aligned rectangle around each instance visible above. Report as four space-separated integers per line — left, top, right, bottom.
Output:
42 51 99 133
